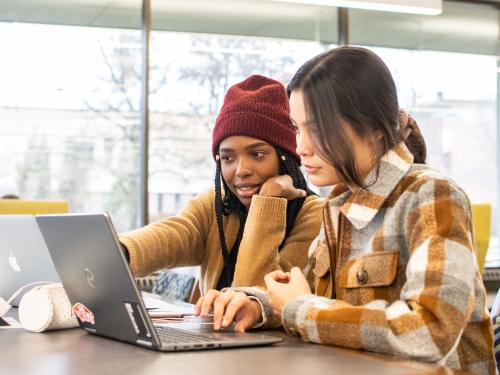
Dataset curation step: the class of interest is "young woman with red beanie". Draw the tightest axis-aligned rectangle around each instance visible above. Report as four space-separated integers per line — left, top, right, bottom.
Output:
196 48 495 374
118 75 322 297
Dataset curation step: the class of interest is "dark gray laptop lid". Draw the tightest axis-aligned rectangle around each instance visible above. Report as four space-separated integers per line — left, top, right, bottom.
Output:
36 213 159 348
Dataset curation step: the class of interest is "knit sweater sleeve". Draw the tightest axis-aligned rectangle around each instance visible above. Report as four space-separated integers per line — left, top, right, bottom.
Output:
231 194 322 288
118 189 214 277
282 177 478 363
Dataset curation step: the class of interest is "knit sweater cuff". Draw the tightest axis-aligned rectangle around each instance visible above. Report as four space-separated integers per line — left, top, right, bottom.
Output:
249 195 287 223
118 235 142 276
230 287 282 329
282 294 318 338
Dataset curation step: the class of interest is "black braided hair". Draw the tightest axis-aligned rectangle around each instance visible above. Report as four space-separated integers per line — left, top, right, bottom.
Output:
214 160 246 287
214 147 315 289
275 147 315 247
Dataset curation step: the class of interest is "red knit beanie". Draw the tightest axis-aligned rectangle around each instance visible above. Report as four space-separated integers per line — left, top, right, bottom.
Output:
212 75 299 162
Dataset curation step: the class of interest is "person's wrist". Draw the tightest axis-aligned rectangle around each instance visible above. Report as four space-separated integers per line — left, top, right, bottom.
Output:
250 299 263 323
259 183 282 197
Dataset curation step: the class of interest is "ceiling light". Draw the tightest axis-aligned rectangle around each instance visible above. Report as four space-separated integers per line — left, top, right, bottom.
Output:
269 0 442 15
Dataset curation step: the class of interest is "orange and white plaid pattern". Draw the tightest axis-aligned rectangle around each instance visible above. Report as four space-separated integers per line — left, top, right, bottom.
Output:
240 143 496 374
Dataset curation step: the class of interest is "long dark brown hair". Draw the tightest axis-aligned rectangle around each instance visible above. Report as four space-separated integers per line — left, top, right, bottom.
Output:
288 46 426 188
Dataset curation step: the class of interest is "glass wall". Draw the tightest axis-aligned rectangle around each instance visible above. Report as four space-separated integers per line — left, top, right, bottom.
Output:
0 22 142 232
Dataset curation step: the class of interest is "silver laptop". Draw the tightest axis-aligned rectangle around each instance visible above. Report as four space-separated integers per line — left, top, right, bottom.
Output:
36 213 283 351
0 215 60 306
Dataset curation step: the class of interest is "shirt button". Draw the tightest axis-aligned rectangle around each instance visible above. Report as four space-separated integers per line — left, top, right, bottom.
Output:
357 269 368 284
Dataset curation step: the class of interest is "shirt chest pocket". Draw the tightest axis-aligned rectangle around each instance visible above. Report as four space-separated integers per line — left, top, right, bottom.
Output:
337 251 399 305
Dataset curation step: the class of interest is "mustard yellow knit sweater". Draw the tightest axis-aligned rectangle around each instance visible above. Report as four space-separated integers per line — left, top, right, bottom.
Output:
119 188 322 294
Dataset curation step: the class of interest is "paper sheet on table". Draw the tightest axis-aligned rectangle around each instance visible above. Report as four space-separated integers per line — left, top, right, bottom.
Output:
152 315 235 332
142 293 194 317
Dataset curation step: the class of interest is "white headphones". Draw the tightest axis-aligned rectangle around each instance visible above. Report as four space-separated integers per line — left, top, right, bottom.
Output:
0 281 54 317
1 282 78 332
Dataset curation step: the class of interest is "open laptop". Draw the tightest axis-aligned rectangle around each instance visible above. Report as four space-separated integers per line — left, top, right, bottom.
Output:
0 215 60 306
36 213 283 351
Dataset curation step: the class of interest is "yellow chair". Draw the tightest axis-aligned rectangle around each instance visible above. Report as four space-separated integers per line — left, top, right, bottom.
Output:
471 203 491 275
0 199 68 215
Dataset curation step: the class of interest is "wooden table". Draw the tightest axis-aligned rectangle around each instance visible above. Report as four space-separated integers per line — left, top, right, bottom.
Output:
0 323 472 374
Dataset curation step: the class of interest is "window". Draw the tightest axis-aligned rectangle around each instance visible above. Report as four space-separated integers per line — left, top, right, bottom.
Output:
0 23 142 232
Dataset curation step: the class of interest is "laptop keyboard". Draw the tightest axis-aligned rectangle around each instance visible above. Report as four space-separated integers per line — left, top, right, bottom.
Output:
155 326 217 344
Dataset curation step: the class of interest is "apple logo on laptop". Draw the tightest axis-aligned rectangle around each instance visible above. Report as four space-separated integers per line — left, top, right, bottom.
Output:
8 251 21 272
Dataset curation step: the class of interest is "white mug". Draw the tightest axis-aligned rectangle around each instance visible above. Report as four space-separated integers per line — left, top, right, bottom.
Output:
18 283 78 332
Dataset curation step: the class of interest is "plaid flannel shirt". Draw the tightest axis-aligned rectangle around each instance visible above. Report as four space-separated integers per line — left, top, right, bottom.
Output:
238 143 495 374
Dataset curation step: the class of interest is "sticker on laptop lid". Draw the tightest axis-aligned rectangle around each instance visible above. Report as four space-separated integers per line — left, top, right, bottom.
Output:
72 303 95 325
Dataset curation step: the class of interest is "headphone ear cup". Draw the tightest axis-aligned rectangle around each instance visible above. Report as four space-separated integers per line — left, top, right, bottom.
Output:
18 283 78 332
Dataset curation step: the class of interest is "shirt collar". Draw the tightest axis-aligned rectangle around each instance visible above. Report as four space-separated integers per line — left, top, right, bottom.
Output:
327 142 414 230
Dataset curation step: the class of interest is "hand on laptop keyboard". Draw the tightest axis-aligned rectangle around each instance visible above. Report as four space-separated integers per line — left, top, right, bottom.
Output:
195 289 262 332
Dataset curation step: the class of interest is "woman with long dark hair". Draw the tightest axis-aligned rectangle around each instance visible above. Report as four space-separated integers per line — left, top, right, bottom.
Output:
197 48 495 374
119 75 322 296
